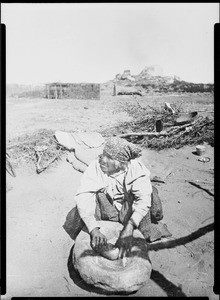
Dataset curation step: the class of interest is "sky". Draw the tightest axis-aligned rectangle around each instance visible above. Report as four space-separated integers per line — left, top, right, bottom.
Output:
1 3 219 85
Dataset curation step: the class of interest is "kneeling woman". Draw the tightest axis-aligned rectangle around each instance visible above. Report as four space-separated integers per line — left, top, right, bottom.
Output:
63 137 171 258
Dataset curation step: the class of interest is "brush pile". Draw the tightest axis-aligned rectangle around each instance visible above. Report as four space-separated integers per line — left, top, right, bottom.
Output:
7 129 65 172
6 101 214 174
100 102 214 150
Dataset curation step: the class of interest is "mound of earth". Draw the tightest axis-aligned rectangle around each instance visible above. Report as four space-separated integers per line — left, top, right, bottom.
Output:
112 65 214 95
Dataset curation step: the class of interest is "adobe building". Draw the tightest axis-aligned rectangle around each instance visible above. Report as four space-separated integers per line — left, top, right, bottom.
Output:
45 82 100 100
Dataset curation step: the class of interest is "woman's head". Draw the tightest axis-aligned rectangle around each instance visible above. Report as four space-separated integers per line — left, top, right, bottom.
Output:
99 152 128 175
99 137 142 175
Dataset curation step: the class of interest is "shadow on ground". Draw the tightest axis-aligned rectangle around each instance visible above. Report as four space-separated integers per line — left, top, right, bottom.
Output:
148 222 214 252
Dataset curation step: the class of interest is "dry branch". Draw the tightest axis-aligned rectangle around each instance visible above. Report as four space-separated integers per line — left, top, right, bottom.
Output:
35 145 62 174
119 119 199 138
119 131 169 138
36 151 61 174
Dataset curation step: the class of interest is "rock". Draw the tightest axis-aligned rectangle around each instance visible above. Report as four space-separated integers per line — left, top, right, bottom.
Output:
174 75 181 81
121 69 131 80
139 65 164 77
73 221 152 293
115 73 122 81
94 242 120 260
126 75 135 81
164 76 174 84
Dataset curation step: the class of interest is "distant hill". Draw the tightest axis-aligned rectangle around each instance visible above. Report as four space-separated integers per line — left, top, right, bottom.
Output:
111 65 214 95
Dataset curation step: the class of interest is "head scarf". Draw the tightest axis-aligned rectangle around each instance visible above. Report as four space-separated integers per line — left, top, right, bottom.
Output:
103 137 142 162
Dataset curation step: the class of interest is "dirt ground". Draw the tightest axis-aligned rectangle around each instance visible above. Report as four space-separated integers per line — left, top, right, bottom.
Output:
4 92 216 298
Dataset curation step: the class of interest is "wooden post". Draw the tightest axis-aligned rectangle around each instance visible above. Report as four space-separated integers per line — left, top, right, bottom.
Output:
113 84 116 96
60 84 62 99
55 84 57 100
47 85 50 99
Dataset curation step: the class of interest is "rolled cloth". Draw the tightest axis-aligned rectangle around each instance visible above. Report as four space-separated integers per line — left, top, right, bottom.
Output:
103 137 142 162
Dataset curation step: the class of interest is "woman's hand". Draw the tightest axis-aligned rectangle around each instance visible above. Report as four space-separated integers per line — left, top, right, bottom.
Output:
116 221 134 259
90 227 107 250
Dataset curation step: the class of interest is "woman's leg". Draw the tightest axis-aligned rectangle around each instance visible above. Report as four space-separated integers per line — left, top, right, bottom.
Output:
119 189 169 242
96 192 119 222
138 211 162 242
118 191 133 225
151 185 163 223
63 206 85 240
119 186 163 225
63 193 119 240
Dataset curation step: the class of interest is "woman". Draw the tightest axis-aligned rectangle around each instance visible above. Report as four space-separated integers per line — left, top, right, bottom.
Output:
63 137 171 258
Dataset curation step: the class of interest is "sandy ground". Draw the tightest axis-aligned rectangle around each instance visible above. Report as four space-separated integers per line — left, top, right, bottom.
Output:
4 93 216 298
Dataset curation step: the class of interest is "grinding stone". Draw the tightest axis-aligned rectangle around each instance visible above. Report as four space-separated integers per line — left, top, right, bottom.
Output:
73 221 152 293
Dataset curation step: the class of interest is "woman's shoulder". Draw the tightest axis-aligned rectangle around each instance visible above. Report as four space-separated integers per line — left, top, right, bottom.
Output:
127 159 151 180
